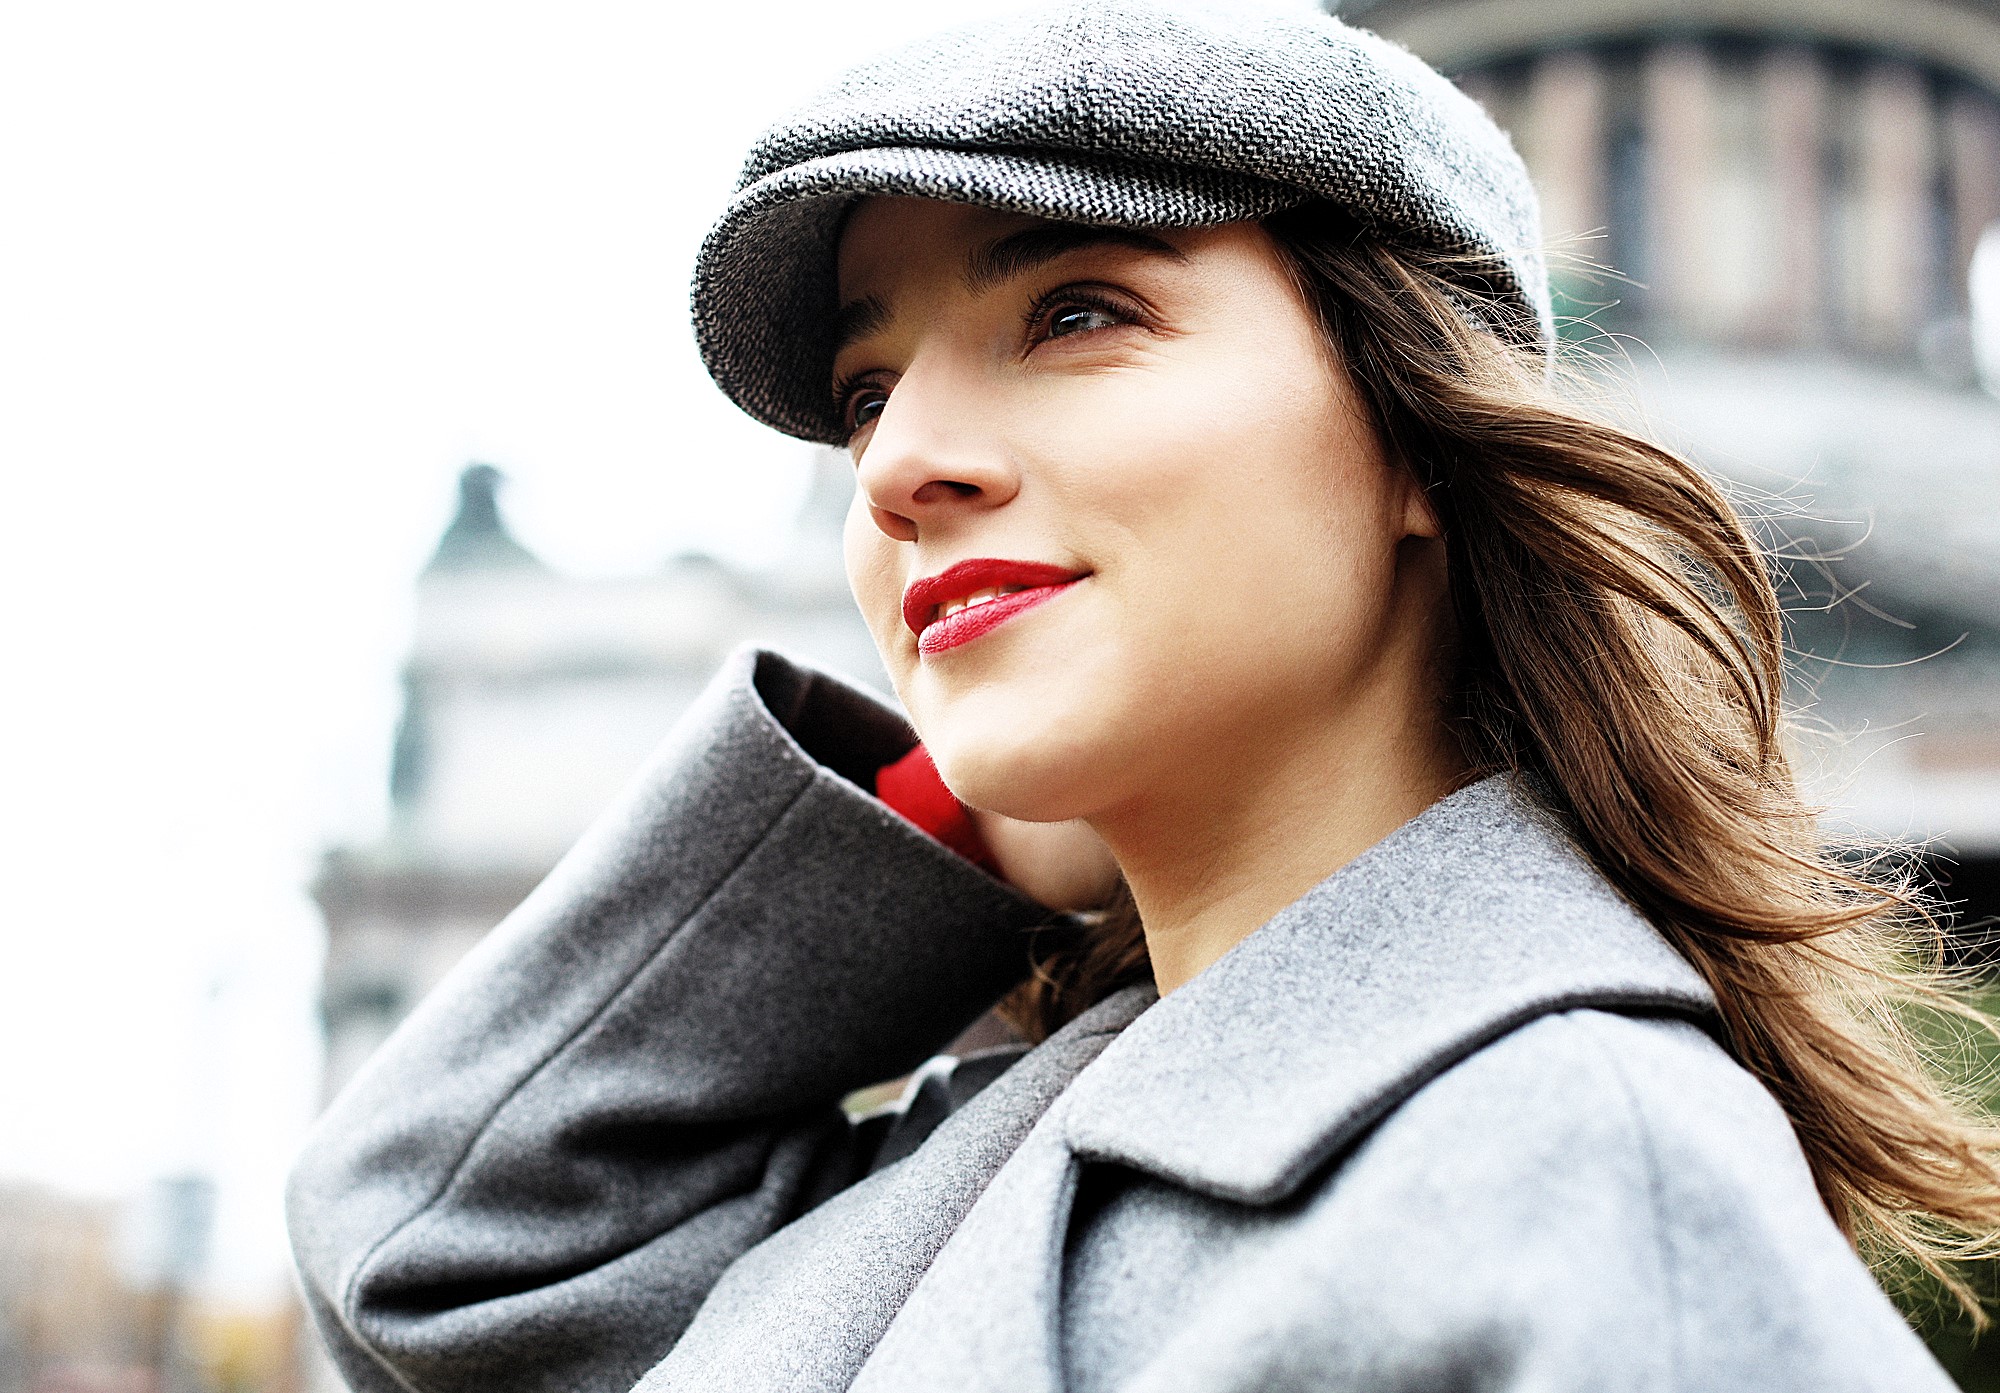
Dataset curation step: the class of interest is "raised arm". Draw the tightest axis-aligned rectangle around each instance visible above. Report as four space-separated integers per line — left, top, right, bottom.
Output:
287 647 1048 1393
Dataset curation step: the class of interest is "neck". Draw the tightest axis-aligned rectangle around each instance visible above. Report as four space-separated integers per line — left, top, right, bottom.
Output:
1094 675 1467 998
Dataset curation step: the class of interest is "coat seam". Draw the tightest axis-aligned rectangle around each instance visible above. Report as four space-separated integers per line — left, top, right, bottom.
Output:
336 767 820 1388
1566 1011 1685 1393
313 1287 427 1393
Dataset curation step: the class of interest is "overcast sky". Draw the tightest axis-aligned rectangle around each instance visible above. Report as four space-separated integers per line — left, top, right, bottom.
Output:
2 0 1995 1308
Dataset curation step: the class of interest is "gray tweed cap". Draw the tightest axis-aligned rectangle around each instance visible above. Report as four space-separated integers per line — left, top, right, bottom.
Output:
692 0 1548 444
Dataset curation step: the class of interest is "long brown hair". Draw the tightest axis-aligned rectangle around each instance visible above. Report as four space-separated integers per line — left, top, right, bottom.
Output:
996 204 2000 1314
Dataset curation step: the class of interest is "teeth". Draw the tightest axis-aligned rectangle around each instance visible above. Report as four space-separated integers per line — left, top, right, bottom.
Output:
937 586 1025 622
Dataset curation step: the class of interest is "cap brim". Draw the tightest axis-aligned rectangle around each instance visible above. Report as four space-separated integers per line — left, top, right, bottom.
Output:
691 145 1310 443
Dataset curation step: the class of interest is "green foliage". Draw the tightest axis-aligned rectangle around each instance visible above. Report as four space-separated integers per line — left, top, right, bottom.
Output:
1900 984 2000 1389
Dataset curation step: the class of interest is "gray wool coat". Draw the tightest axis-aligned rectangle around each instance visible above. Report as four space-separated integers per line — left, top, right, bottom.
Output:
288 647 1952 1393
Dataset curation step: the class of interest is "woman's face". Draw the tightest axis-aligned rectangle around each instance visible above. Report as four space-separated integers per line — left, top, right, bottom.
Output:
833 197 1446 826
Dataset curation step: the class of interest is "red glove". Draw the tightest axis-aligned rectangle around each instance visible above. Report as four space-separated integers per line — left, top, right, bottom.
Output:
874 743 1002 878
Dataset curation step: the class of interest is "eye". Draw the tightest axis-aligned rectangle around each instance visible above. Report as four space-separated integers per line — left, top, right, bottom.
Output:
1025 286 1140 348
1048 304 1122 339
832 373 891 439
851 390 888 429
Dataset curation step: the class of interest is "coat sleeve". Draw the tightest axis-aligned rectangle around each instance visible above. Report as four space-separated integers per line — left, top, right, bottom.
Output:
286 647 1049 1393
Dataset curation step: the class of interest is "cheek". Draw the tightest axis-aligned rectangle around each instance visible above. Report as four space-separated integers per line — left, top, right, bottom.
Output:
1029 351 1403 695
1056 351 1387 585
842 495 907 661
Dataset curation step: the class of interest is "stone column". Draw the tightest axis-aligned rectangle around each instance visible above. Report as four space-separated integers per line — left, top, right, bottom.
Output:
1522 49 1608 257
1641 42 1715 334
1760 46 1828 345
1849 60 1935 352
1945 90 2000 313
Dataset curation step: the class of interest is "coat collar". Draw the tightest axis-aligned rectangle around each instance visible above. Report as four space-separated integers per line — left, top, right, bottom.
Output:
1059 773 1718 1206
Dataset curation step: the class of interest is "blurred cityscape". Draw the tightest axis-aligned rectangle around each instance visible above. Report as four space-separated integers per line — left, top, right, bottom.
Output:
5 0 1997 1389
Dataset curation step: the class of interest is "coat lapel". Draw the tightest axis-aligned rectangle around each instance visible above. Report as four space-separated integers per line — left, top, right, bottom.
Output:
847 1092 1085 1393
1059 774 1717 1205
851 776 1714 1392
654 775 1717 1393
634 985 1150 1393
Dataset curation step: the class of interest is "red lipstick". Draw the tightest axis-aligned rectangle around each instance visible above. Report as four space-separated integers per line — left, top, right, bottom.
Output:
902 558 1085 656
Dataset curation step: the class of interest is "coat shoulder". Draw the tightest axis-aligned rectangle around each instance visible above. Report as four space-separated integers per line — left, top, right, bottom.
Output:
1289 1009 1947 1390
1095 1009 1951 1392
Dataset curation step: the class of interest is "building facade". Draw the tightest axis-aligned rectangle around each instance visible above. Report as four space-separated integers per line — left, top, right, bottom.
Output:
312 458 882 1103
1348 0 2000 919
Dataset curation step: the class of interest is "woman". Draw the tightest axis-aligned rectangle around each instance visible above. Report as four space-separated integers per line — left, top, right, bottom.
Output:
288 4 2000 1389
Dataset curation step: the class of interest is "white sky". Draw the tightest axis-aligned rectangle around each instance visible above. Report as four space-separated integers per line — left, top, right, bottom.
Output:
0 0 1994 1309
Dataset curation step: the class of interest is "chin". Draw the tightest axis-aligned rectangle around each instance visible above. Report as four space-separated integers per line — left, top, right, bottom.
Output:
915 689 1117 824
889 597 1148 821
930 741 1098 824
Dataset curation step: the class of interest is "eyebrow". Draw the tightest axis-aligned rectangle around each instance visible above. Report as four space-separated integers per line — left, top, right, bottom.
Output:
829 223 1187 360
830 294 893 362
961 223 1186 295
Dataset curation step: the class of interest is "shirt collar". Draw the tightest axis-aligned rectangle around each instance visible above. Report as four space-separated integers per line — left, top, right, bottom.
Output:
1059 774 1718 1205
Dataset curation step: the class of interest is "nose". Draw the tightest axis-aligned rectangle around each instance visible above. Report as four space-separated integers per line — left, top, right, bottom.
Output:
851 362 1020 543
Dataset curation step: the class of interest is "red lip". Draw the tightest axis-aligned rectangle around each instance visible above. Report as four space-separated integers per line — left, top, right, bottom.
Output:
902 558 1086 656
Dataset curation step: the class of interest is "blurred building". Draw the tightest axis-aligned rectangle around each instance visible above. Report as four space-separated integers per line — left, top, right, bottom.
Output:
0 1178 294 1393
1347 0 2000 924
312 457 881 1102
0 1182 141 1392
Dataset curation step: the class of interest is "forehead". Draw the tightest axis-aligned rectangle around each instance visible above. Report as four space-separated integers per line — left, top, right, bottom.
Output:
836 199 1198 298
835 198 1035 293
831 199 1195 357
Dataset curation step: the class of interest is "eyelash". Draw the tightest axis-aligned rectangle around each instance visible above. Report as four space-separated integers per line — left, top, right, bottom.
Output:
829 366 884 440
1018 284 1141 345
831 283 1145 438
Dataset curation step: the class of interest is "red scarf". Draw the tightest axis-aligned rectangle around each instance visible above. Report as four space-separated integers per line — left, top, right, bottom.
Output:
873 743 1002 878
